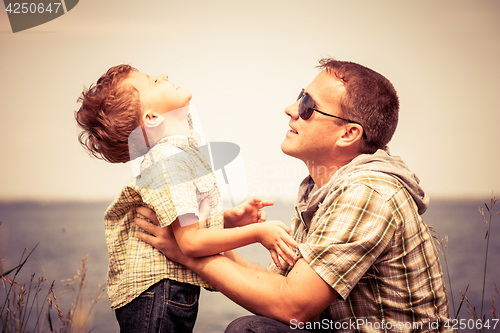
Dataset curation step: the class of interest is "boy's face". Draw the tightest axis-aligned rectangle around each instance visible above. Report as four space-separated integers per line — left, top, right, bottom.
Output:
125 71 192 118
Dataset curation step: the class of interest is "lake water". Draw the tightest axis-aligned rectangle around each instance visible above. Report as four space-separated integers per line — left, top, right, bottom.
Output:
1 198 499 332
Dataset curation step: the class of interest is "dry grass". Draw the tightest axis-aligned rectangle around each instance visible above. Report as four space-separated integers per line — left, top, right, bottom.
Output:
1 224 106 333
432 195 499 332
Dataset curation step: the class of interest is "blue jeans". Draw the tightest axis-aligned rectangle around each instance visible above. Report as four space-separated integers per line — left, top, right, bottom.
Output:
115 279 200 333
225 315 331 332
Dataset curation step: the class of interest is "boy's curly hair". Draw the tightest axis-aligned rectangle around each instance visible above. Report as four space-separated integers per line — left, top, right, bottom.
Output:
75 64 148 163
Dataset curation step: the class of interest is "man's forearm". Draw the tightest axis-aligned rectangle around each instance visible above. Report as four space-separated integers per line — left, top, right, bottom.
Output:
182 253 300 323
223 250 268 272
182 254 339 324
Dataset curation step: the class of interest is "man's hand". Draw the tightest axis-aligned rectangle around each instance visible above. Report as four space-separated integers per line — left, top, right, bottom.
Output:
135 207 187 264
224 196 274 228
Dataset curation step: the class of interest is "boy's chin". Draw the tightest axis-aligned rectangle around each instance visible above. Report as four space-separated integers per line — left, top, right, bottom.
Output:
179 87 193 100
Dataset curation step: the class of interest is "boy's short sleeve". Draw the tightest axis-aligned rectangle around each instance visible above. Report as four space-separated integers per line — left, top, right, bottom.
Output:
163 152 210 220
137 145 215 228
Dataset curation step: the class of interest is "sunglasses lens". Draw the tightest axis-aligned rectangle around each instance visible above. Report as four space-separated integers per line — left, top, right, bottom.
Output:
299 92 314 120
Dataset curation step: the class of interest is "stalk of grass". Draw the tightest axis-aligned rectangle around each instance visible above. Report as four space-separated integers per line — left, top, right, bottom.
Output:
55 255 105 333
430 226 456 317
460 287 481 333
457 284 469 321
478 196 498 326
0 245 38 322
19 274 36 332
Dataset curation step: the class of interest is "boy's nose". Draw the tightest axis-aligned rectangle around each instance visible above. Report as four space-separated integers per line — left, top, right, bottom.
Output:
157 74 168 81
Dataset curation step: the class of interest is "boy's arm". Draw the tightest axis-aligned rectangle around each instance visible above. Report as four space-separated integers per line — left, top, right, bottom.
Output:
171 215 298 268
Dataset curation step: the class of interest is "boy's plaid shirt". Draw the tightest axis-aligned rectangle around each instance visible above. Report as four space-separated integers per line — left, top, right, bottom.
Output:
270 170 451 332
104 133 223 310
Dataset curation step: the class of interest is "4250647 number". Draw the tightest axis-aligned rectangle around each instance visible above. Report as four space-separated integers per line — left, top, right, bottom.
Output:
5 2 62 14
444 318 499 330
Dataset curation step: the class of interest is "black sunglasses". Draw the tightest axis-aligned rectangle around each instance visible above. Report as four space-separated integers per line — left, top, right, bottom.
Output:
297 89 366 138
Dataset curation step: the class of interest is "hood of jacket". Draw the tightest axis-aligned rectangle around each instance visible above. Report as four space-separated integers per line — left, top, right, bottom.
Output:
296 147 429 229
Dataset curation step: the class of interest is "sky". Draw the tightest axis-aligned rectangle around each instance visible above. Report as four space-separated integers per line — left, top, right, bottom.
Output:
0 0 499 203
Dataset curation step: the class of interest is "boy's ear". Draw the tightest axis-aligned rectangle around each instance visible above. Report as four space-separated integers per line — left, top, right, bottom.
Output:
142 111 166 148
142 110 162 126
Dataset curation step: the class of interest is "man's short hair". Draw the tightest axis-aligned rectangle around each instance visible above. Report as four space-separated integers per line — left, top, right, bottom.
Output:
75 64 147 163
318 58 399 153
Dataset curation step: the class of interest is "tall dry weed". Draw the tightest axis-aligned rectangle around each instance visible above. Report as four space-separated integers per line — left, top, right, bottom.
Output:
1 221 105 333
432 195 499 332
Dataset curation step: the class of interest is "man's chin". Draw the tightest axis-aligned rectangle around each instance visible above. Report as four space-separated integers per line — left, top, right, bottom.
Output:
280 142 296 158
280 142 288 155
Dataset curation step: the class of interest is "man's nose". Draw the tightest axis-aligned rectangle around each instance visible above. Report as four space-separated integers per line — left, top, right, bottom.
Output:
284 100 300 119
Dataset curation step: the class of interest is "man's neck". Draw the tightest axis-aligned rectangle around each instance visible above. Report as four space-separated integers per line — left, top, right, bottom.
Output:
306 162 340 189
305 153 359 189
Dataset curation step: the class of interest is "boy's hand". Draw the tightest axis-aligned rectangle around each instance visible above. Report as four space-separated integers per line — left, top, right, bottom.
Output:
224 196 274 228
257 221 298 269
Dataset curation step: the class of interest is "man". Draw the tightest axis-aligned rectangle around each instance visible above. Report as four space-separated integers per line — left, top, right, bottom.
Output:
135 58 451 332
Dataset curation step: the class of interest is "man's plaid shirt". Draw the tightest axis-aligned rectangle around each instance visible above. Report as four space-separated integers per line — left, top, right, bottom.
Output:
104 133 223 310
270 170 450 332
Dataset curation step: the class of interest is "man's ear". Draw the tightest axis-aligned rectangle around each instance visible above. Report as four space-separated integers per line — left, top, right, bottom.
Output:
336 124 364 148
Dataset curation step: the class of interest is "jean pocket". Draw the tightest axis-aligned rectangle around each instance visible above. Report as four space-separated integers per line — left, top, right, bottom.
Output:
167 281 200 309
115 291 154 332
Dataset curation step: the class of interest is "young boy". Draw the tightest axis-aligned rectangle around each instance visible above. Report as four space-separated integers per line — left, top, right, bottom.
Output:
75 64 297 333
